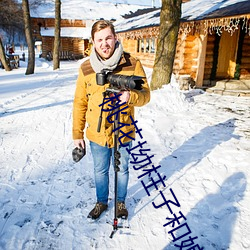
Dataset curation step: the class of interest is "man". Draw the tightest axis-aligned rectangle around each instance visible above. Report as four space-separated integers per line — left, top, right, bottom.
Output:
72 20 150 220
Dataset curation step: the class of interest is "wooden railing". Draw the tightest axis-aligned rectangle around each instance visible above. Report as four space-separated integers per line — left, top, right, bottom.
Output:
46 51 83 61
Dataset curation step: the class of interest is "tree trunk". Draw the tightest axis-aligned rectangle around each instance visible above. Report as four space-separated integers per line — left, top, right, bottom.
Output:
0 37 11 71
151 0 182 90
53 0 61 70
22 0 35 75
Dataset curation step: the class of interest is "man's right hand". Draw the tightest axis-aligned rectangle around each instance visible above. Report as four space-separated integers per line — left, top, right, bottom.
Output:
74 139 85 149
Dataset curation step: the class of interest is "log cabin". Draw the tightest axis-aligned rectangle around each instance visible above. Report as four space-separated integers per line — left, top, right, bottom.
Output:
31 18 92 60
115 0 250 93
30 1 152 61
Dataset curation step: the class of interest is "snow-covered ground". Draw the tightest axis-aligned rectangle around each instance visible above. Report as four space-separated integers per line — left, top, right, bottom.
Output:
0 49 250 250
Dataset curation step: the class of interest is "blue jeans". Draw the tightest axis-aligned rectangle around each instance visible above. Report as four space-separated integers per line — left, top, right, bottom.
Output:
90 141 132 205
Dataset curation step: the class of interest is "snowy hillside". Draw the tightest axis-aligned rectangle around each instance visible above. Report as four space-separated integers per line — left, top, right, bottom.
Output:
30 0 153 20
0 50 249 249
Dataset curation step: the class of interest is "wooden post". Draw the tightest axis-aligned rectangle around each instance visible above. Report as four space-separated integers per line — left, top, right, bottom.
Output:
195 32 207 88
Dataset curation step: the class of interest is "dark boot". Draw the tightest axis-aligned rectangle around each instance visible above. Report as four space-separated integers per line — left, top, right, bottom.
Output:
87 202 108 220
117 202 128 219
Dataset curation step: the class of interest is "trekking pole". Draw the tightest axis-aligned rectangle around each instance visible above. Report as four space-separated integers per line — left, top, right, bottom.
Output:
110 102 121 238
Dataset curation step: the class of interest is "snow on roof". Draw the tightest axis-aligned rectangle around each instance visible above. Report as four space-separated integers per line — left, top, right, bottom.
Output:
40 27 92 39
30 0 151 20
114 0 250 32
114 8 160 32
182 0 250 21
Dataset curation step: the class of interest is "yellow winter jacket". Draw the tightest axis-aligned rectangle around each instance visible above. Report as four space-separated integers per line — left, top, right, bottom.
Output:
72 52 150 148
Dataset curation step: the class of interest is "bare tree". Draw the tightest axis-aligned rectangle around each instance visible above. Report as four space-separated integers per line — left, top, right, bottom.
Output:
0 37 11 71
151 0 182 90
22 0 35 75
0 0 24 38
0 0 23 71
53 0 61 70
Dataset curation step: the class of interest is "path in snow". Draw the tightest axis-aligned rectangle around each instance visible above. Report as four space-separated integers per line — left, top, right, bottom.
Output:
0 59 250 249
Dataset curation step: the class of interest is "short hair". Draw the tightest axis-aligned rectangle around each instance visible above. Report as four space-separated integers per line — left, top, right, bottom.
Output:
91 20 116 40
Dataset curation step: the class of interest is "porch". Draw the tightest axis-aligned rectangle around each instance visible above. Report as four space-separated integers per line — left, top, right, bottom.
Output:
205 79 250 97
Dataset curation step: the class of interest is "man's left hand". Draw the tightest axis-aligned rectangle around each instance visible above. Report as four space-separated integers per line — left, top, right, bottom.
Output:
119 91 130 104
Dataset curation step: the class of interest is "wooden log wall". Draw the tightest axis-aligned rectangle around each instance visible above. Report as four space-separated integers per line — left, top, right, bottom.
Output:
41 37 86 58
120 38 156 68
134 53 155 68
173 34 185 75
32 18 86 29
120 39 137 54
41 37 53 57
183 35 198 79
72 38 87 56
173 34 199 80
120 31 200 77
61 38 74 52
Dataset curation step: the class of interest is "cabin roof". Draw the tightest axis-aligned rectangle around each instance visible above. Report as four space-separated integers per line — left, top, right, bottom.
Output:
182 0 250 21
115 8 160 33
115 0 250 32
40 27 91 39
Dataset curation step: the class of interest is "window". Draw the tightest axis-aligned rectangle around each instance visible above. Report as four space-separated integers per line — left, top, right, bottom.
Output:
137 38 156 54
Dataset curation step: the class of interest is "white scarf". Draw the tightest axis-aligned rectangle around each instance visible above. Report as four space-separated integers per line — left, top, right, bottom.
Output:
90 41 123 73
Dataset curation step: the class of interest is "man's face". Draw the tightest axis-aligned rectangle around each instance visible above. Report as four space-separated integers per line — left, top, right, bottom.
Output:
93 27 117 60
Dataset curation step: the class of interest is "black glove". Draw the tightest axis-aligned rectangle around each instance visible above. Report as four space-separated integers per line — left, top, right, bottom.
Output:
72 146 86 162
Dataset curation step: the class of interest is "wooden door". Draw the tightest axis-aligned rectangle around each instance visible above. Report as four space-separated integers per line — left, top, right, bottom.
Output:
216 30 239 78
